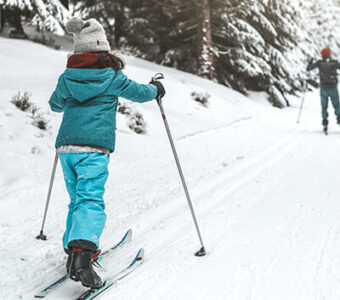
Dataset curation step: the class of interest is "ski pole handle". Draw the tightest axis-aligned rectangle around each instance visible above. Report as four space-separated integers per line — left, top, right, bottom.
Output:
151 72 164 82
151 73 165 105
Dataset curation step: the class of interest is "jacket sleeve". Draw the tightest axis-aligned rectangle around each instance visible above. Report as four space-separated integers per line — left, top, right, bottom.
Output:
307 60 319 71
49 75 67 112
108 70 158 103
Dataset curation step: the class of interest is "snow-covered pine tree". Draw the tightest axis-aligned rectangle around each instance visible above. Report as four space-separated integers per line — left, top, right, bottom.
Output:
1 0 69 36
304 0 340 58
158 0 200 73
71 0 324 107
259 0 306 105
73 0 147 51
117 0 166 59
211 0 308 107
72 0 117 41
297 0 340 87
73 0 215 80
149 0 214 79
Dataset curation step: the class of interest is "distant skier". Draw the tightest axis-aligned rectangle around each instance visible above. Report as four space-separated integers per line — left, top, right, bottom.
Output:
48 17 165 289
307 47 340 133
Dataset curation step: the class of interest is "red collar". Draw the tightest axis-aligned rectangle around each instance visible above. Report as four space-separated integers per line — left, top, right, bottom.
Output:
67 53 111 69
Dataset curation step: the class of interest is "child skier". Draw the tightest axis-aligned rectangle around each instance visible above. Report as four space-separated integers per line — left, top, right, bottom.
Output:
307 47 340 133
48 17 165 289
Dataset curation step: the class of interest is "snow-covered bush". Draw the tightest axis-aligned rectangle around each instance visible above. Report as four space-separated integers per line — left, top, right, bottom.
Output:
268 86 286 108
118 102 147 134
128 112 146 135
117 102 132 116
191 91 210 107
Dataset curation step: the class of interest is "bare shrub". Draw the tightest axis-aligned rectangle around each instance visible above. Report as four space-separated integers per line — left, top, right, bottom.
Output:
191 91 210 107
11 91 48 130
118 102 146 134
11 92 32 112
128 112 146 134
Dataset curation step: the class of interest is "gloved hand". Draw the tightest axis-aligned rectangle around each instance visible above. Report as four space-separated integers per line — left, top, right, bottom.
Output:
308 57 314 64
150 80 166 99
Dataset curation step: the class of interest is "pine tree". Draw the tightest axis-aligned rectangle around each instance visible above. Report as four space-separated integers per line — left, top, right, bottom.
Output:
71 0 330 107
210 0 309 106
157 0 199 72
73 0 131 48
74 0 214 79
1 0 69 35
305 0 340 57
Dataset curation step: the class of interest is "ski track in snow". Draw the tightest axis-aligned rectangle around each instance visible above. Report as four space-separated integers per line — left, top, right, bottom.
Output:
1 38 340 300
176 116 253 141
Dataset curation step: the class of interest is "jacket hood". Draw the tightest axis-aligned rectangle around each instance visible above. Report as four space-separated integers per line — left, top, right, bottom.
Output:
62 53 115 102
63 68 115 102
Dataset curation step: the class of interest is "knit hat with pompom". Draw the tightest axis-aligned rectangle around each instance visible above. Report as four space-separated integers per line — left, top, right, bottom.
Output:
66 17 111 53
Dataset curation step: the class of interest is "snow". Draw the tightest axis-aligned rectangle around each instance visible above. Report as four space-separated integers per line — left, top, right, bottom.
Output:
1 36 340 300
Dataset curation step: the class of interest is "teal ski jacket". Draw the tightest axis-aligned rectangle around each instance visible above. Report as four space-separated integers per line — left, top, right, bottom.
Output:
49 53 158 152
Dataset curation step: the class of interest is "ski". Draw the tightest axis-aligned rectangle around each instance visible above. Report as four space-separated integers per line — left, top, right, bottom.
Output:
34 229 132 298
76 248 144 300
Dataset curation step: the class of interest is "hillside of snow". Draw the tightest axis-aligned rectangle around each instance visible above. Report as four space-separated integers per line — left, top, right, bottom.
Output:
1 37 340 300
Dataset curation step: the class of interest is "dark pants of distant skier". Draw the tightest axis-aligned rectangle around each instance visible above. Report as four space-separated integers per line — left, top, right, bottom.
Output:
320 85 340 121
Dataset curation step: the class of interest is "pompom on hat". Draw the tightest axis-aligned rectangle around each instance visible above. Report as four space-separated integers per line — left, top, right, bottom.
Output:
66 17 111 53
321 47 331 58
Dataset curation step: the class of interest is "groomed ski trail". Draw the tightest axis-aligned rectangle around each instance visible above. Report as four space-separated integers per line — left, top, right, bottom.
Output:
1 38 340 300
101 91 340 300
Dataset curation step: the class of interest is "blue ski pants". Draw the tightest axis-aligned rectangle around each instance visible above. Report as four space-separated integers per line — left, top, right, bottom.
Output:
58 152 110 250
320 85 340 120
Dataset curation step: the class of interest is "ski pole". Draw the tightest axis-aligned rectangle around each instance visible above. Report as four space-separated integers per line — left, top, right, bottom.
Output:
152 73 206 257
297 82 308 124
36 152 59 241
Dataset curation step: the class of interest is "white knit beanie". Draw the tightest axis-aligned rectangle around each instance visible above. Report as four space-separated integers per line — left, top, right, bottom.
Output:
66 17 111 53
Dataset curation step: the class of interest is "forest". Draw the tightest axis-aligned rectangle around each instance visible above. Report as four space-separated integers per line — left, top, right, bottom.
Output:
1 0 340 107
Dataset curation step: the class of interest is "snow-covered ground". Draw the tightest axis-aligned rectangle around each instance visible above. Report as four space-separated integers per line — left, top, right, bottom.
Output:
1 37 340 300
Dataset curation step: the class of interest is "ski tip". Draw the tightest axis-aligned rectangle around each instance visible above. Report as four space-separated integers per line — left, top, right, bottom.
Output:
124 229 133 243
34 294 45 298
137 248 144 260
128 248 144 268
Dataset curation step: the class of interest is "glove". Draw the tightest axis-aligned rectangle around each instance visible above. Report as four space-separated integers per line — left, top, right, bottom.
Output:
308 57 314 64
150 80 166 99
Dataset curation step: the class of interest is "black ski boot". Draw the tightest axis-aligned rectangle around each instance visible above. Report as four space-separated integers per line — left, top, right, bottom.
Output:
337 116 340 125
69 248 104 289
322 119 328 135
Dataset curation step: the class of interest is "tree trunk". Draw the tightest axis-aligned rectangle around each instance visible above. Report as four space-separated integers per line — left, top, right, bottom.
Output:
113 0 125 47
60 0 69 9
195 0 214 79
0 5 3 32
6 7 27 38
